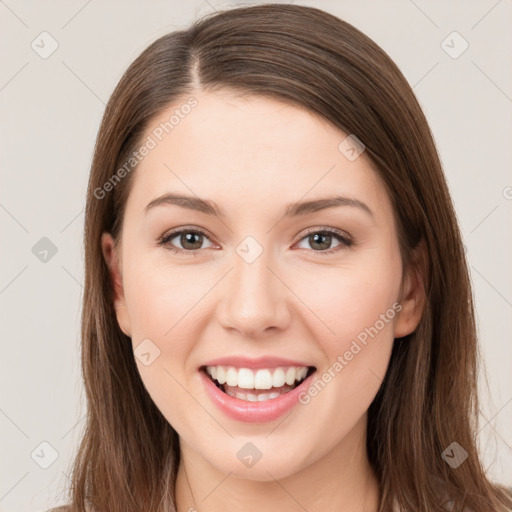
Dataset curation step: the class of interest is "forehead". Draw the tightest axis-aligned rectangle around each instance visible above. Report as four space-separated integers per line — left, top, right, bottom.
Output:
125 89 392 221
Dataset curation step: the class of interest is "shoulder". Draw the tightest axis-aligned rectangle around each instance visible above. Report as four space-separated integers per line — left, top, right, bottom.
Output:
46 506 73 512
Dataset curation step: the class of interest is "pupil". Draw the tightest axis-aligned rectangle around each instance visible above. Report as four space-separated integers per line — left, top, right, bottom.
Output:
182 232 202 249
311 233 331 250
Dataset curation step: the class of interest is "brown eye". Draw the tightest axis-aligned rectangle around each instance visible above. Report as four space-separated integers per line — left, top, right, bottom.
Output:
295 228 353 255
158 228 214 254
307 232 334 251
176 231 205 250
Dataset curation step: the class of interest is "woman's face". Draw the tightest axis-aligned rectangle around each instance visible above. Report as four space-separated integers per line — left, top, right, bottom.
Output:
102 89 422 481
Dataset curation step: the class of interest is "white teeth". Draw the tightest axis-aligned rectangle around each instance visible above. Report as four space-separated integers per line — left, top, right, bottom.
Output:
216 366 226 384
205 365 311 390
238 368 254 389
297 367 308 380
254 369 272 389
225 367 238 386
248 391 286 402
272 368 285 388
285 367 296 385
224 388 287 402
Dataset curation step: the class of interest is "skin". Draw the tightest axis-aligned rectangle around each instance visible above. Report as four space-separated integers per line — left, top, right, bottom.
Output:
102 89 425 512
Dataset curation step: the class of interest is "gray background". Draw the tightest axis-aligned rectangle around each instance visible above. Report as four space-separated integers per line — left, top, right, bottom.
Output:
1 0 511 510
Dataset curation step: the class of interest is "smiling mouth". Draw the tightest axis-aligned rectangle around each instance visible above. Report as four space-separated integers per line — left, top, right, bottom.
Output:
201 365 316 402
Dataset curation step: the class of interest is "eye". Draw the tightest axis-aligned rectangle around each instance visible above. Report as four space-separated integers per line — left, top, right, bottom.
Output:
158 226 353 256
294 227 353 255
158 227 215 255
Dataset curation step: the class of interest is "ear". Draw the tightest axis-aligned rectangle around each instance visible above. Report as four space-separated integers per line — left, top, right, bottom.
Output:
101 232 132 337
394 240 427 339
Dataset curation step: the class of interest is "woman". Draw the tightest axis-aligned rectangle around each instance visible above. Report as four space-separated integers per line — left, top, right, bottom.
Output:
52 3 512 511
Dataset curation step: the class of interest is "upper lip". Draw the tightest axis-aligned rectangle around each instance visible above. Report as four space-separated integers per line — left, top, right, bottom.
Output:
200 356 315 370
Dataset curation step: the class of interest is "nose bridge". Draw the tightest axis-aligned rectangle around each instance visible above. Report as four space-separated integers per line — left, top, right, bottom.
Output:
218 235 290 336
232 243 274 300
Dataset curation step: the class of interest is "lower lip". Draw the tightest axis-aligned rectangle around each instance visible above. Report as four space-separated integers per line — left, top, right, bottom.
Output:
199 369 316 423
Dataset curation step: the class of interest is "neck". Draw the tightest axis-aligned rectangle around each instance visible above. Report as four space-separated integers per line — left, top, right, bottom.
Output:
174 416 380 512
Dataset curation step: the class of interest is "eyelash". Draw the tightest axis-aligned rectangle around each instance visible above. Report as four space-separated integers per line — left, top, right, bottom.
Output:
157 226 354 257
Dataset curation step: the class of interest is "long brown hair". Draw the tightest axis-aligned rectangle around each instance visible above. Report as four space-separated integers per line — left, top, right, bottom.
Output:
56 4 512 511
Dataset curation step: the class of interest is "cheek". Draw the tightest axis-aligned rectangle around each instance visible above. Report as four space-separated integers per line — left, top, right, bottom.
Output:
122 260 207 431
297 270 399 430
295 257 401 413
123 254 208 338
298 260 401 350
301 260 401 414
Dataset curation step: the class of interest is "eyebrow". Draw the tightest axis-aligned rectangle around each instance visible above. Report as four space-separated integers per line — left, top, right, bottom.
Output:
144 193 374 219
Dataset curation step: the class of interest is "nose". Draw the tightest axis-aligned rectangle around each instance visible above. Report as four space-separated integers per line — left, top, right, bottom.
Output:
216 246 291 338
